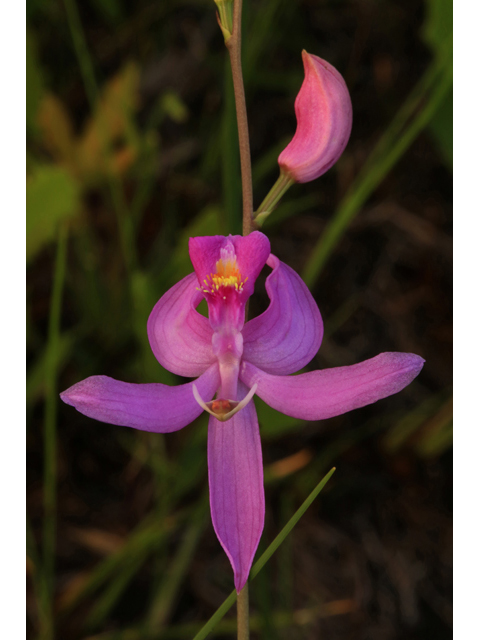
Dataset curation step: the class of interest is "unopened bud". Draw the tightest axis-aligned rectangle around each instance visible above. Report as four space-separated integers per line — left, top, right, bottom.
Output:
278 51 352 183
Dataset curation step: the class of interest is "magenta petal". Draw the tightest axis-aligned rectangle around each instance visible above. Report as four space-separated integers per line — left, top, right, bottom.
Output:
208 381 264 592
189 232 271 299
147 273 215 377
240 353 425 421
243 254 323 375
60 363 220 432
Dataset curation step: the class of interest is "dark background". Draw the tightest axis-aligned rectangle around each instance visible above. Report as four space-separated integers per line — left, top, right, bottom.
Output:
26 0 452 638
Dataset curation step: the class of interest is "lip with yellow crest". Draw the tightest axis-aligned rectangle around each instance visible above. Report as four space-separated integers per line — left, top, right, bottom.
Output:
188 232 271 417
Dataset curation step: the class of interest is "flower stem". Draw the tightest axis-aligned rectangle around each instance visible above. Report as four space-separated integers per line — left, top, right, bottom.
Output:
222 5 251 638
254 171 295 227
225 0 253 236
237 582 250 640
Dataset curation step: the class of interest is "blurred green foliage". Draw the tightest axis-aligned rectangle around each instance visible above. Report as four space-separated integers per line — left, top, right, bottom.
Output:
423 0 453 168
27 166 79 262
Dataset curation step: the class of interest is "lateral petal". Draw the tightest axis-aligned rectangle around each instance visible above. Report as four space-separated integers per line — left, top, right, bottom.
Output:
208 381 265 593
242 254 323 375
147 273 215 377
60 363 220 432
240 353 425 421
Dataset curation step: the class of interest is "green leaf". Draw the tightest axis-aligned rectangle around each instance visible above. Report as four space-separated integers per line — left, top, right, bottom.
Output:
26 166 80 263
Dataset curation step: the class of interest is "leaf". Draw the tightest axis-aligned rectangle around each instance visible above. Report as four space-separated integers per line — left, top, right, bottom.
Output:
26 166 80 262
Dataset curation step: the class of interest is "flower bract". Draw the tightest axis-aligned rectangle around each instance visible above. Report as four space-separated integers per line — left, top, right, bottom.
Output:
61 232 424 592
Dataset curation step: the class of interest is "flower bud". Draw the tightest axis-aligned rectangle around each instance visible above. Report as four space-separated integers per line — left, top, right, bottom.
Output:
278 51 353 183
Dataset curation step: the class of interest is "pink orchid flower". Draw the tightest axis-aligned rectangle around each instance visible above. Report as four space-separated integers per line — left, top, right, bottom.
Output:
278 51 353 183
61 231 424 592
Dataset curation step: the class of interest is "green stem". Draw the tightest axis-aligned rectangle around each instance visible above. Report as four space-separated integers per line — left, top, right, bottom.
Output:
254 171 294 226
237 583 249 640
42 221 69 640
225 0 253 236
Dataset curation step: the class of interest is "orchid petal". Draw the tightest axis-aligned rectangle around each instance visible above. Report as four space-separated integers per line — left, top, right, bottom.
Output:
243 254 323 375
240 353 425 421
60 364 220 432
147 273 215 377
208 381 264 592
188 232 271 299
278 51 353 183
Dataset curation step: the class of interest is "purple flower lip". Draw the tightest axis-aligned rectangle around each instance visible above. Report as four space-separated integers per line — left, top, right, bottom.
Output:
278 50 353 183
60 231 424 592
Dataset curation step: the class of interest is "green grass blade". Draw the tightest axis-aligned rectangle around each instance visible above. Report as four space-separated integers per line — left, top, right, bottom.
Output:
249 467 336 579
192 467 336 640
